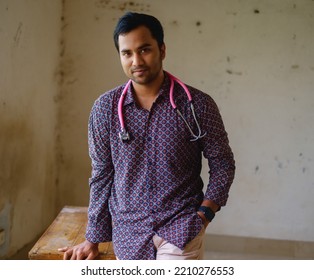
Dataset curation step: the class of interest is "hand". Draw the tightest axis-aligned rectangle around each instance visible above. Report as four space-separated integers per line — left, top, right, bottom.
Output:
58 240 99 260
197 211 210 228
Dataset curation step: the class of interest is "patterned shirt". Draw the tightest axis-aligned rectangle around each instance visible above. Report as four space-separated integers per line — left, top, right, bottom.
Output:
85 73 235 259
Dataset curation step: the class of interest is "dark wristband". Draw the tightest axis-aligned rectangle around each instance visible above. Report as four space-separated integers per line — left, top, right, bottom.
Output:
198 206 215 222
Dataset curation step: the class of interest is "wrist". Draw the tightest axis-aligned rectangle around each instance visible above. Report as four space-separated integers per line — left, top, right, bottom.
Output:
201 199 220 212
85 240 99 247
198 206 215 222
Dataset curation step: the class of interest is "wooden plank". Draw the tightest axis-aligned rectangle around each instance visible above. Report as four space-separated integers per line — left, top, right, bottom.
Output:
28 206 115 260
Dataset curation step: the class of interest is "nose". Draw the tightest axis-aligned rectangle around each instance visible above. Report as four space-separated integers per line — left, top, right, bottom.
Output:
132 53 144 67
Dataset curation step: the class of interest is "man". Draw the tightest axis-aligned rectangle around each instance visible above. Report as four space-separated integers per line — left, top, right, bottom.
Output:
59 12 235 260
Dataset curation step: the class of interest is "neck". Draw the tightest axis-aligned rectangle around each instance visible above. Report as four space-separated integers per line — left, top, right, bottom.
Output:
132 71 165 110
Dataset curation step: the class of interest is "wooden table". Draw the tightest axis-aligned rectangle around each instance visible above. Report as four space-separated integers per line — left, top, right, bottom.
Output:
28 206 115 260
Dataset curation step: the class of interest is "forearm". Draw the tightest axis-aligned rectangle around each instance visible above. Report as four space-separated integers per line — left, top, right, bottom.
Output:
204 138 235 206
86 180 113 243
87 101 114 242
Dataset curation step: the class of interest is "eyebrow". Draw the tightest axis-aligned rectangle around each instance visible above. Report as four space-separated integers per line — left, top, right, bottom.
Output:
120 43 152 54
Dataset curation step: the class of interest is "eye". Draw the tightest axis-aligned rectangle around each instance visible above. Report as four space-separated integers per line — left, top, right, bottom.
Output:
140 47 151 54
121 51 131 58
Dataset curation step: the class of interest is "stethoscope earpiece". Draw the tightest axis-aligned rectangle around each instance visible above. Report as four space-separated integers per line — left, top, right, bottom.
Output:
118 72 206 142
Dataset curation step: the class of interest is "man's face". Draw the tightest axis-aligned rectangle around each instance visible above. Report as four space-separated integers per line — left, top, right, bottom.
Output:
118 25 165 85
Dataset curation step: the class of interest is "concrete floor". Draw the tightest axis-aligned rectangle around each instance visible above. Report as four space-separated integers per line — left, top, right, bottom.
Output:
204 251 294 260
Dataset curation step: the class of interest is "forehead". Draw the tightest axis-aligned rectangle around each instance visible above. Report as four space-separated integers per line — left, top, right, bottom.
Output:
118 25 157 51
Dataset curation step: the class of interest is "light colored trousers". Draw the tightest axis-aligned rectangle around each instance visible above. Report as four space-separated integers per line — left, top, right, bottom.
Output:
153 226 205 260
116 226 205 260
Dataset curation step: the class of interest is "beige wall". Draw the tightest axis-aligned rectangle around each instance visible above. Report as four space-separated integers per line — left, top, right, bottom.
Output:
58 0 314 243
1 0 313 258
0 0 62 257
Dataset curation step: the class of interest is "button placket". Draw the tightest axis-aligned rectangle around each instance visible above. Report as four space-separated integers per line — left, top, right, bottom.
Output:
145 105 158 224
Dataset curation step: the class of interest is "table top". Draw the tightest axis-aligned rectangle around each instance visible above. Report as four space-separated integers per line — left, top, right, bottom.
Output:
28 206 115 260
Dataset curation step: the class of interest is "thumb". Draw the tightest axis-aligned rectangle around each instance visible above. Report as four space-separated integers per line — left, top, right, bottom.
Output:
58 246 69 252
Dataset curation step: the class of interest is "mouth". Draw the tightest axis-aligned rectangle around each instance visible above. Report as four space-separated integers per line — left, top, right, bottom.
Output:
132 68 148 75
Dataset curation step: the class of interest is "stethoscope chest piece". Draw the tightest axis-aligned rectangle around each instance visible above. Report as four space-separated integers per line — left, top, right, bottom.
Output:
119 128 130 142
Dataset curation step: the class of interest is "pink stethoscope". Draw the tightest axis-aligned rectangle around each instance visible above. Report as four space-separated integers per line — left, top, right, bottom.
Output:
118 71 206 142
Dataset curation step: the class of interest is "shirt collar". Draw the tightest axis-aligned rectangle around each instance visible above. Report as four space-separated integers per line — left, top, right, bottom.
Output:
122 71 171 107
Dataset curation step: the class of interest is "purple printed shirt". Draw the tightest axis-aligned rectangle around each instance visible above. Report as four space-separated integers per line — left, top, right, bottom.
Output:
86 73 235 259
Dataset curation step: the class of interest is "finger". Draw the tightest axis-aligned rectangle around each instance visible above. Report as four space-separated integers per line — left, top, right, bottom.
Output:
64 248 73 260
70 250 77 260
71 247 85 260
76 251 86 260
86 252 97 260
58 246 68 252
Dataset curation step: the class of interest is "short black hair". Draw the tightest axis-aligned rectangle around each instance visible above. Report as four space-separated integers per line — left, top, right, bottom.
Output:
113 12 164 51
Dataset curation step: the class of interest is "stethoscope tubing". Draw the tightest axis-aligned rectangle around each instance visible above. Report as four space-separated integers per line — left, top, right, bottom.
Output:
118 72 206 142
167 71 192 108
118 79 132 131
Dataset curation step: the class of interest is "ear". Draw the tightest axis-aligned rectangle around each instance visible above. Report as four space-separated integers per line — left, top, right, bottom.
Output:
160 43 166 60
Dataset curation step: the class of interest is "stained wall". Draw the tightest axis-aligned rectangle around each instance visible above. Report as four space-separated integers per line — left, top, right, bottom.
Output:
58 0 314 243
0 0 62 257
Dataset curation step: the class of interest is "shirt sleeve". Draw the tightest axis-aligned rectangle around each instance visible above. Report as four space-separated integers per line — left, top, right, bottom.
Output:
85 96 114 243
200 95 235 207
